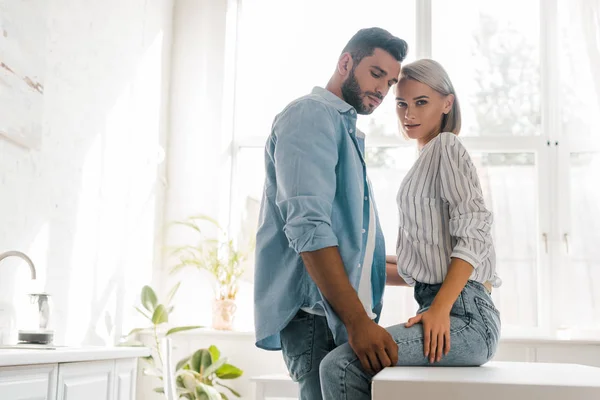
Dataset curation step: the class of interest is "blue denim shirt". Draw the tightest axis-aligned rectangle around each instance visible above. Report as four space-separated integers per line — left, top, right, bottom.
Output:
254 87 386 350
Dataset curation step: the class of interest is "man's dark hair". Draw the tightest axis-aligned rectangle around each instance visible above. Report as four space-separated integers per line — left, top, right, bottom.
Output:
342 27 408 65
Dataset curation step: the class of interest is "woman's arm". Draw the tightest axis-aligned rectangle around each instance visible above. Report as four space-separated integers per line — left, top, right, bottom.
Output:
429 258 473 312
386 258 408 286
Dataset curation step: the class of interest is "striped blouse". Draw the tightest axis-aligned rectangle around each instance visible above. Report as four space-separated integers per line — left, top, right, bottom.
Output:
396 132 501 287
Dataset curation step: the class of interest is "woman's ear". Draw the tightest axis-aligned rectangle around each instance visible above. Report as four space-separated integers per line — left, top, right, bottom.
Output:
443 94 455 115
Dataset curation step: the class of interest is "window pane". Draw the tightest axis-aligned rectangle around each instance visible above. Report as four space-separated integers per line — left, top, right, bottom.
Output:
233 148 264 283
472 152 539 328
558 2 600 139
432 0 541 137
235 0 415 141
556 152 600 330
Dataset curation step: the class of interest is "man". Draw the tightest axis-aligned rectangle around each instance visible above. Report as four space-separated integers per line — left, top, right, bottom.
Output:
254 27 408 399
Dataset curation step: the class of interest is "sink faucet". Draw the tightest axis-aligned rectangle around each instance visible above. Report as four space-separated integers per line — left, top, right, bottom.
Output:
0 251 37 279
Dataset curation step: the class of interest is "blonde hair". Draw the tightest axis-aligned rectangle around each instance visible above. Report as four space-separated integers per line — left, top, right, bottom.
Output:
399 59 461 135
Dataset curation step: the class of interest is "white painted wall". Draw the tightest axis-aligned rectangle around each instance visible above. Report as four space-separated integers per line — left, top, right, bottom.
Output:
0 0 174 346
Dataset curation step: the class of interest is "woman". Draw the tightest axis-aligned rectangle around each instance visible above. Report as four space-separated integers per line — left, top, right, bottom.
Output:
319 59 502 399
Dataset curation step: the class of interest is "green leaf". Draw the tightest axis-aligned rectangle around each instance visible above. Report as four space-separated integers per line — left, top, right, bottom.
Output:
215 382 242 397
208 345 220 362
151 304 169 325
179 370 197 391
215 364 243 379
134 306 151 320
141 285 158 312
220 393 229 400
153 387 165 394
189 214 222 230
123 327 146 338
166 282 181 305
175 355 191 371
172 220 203 234
190 349 212 374
215 382 240 397
203 357 227 376
195 383 222 400
166 325 203 336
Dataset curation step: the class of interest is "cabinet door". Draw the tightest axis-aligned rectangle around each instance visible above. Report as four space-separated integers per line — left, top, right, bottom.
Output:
114 359 138 400
0 364 58 400
57 360 114 400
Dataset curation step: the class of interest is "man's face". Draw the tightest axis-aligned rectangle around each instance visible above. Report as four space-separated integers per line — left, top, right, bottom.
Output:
341 48 401 115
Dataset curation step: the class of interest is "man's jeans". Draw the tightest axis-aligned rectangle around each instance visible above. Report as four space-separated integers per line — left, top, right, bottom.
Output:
280 281 500 400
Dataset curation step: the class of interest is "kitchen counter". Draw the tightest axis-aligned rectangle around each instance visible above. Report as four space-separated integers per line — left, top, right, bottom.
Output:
0 345 150 367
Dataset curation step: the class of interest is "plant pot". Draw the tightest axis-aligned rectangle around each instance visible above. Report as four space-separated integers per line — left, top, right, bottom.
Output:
212 298 237 330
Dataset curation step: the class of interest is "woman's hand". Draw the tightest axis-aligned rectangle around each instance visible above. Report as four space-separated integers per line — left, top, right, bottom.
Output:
405 306 451 363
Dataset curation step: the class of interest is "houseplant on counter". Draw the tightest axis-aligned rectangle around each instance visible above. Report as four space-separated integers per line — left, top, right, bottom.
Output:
169 215 253 331
122 284 243 399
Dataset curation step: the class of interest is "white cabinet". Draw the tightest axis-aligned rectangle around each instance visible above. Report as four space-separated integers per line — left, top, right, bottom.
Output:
57 360 114 400
114 359 137 400
0 364 58 400
0 358 139 400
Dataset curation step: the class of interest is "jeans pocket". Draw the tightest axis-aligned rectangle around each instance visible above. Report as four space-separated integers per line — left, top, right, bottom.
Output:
280 311 314 381
474 297 501 359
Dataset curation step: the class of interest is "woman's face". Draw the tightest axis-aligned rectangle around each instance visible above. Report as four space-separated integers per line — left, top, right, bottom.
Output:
395 78 453 145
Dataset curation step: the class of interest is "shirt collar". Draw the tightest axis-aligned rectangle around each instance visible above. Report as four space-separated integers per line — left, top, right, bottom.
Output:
311 86 355 114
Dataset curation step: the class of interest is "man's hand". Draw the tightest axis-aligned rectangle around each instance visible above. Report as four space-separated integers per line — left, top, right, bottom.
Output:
347 318 399 374
405 307 450 363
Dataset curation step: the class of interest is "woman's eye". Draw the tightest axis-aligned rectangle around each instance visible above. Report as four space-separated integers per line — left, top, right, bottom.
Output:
397 102 407 108
416 100 428 106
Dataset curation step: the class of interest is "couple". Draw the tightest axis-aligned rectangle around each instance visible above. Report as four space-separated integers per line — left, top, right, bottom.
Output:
253 27 501 400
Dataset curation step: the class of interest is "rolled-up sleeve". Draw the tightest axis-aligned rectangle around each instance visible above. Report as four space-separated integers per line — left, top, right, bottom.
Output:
440 134 493 269
273 100 340 253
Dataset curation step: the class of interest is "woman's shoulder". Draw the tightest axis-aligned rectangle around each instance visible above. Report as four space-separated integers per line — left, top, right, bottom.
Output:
438 131 463 147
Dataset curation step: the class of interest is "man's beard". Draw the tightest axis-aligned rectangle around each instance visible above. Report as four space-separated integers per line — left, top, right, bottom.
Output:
341 68 372 115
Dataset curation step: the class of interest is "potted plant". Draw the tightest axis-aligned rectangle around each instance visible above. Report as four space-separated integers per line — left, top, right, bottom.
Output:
170 215 253 330
122 285 243 399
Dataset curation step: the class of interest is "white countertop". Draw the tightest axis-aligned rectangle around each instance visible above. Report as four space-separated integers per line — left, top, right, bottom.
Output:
0 345 150 367
373 361 600 386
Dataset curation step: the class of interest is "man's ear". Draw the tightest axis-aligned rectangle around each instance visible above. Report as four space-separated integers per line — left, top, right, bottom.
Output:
337 52 354 77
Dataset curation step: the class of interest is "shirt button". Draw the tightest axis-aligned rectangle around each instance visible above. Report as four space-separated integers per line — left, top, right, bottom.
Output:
349 128 354 133
364 196 368 201
362 229 366 234
357 263 361 268
350 109 355 115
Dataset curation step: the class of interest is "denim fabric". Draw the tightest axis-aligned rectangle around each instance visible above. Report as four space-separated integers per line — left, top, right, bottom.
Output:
319 280 501 400
280 310 336 400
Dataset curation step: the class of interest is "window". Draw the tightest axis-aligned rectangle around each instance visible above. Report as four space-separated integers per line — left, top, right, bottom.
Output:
228 0 600 336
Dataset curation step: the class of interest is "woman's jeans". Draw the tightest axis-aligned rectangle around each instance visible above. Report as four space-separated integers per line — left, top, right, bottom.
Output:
279 280 501 400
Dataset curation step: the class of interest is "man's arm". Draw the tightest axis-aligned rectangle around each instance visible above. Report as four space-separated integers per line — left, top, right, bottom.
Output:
272 101 397 373
301 247 398 373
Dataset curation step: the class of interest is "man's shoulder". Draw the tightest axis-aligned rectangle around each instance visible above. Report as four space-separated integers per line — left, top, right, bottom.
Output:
277 94 340 119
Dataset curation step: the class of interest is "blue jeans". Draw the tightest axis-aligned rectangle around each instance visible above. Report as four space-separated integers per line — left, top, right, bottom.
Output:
280 310 335 400
319 280 501 399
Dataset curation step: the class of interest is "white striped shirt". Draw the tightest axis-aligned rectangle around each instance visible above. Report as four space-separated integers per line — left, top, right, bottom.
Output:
396 132 501 287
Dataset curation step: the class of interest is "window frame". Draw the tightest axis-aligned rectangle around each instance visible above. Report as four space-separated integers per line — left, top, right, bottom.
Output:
225 0 600 337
